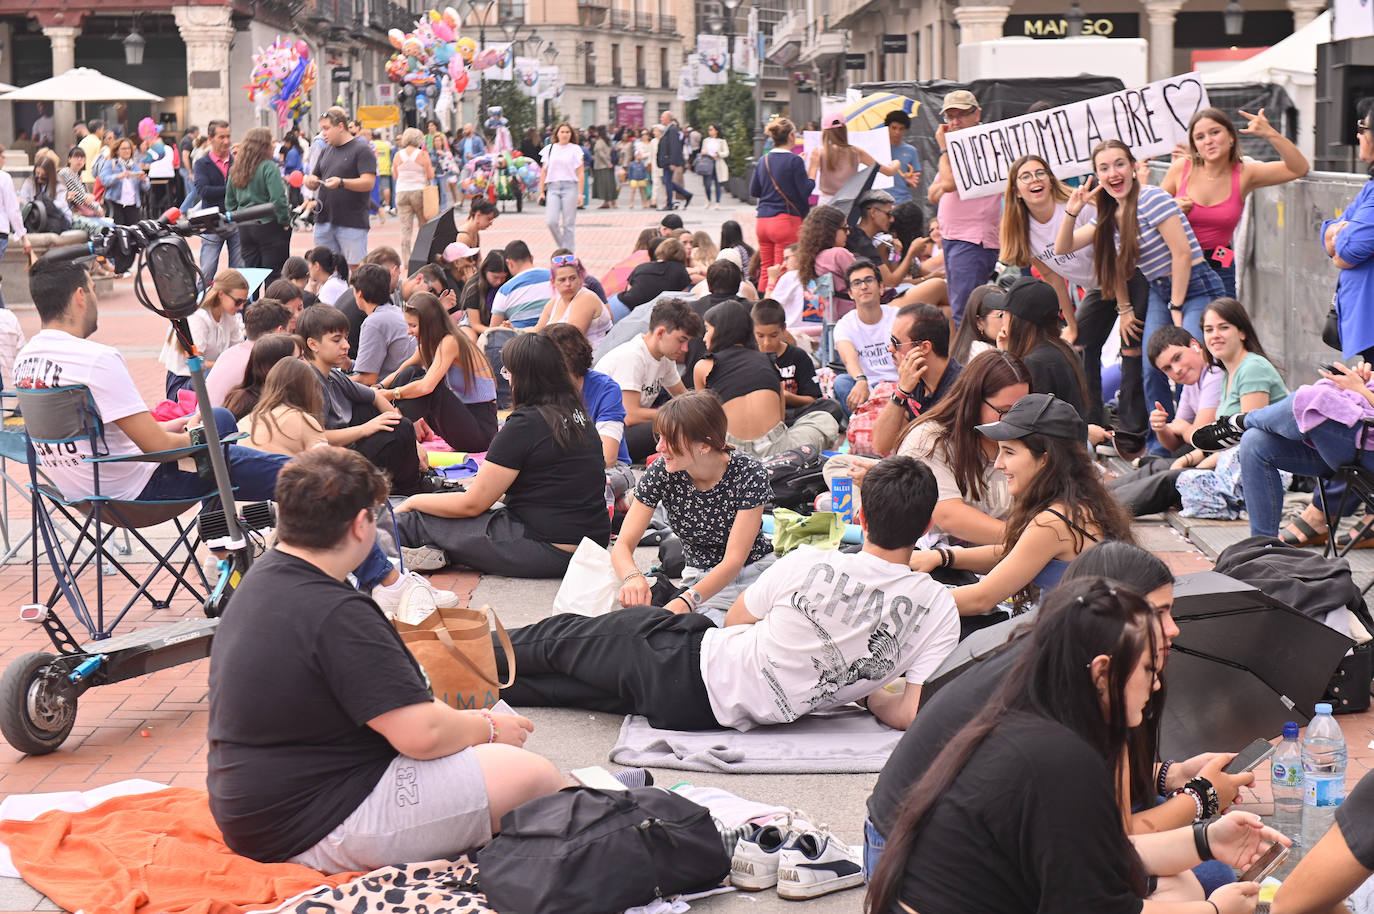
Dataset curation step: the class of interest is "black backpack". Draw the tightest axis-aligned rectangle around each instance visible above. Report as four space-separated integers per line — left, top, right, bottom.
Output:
21 189 70 235
762 444 827 513
477 787 729 913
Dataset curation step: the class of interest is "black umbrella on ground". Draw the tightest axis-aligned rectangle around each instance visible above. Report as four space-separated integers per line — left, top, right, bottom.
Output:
406 206 460 275
1158 570 1354 760
922 609 1037 699
830 164 879 228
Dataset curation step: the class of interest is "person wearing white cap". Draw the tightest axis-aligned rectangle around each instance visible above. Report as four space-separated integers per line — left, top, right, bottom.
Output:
806 115 900 206
927 90 1003 330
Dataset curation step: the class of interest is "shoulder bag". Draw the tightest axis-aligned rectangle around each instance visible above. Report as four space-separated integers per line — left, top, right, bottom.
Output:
393 603 514 710
763 152 802 217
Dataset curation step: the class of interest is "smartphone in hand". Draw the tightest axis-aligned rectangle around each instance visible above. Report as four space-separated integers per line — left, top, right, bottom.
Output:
1223 738 1276 775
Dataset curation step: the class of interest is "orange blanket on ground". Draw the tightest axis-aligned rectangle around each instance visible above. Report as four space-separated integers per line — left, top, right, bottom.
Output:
0 787 360 914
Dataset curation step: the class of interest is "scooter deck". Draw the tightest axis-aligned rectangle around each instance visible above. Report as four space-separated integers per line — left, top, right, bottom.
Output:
78 617 218 683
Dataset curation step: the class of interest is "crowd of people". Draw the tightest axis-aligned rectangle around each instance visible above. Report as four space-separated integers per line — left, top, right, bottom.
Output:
7 85 1374 914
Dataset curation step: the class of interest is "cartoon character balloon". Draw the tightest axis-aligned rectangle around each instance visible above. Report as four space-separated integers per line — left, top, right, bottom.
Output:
456 36 477 62
247 36 315 129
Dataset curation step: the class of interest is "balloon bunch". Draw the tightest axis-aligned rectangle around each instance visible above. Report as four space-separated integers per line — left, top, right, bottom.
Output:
384 7 512 111
137 117 169 165
246 38 316 128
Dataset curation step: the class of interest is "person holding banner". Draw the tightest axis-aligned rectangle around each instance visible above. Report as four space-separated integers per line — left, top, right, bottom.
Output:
926 91 1002 330
806 114 901 206
1056 140 1224 456
1159 108 1308 299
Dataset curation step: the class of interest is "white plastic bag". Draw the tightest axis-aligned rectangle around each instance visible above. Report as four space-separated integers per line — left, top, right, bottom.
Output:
551 537 620 617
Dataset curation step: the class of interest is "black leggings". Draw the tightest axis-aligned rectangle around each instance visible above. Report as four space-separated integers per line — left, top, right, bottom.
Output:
238 220 291 286
496 607 719 729
1074 269 1150 433
388 365 498 452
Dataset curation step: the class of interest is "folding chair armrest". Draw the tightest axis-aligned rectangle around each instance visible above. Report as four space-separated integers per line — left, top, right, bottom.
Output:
1358 418 1374 452
87 432 247 465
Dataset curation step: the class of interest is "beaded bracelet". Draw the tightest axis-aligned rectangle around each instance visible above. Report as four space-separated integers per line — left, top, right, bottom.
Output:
622 571 645 584
1171 786 1204 822
479 711 498 744
1156 759 1175 797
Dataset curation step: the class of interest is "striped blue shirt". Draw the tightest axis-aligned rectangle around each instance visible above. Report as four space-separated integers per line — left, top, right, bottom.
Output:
492 268 553 328
1128 184 1203 282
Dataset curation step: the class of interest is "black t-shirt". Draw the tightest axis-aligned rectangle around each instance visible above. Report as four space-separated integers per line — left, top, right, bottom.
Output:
331 289 367 355
485 406 610 546
771 344 821 400
1022 342 1088 422
684 293 737 387
896 710 1145 914
868 640 1023 836
705 346 782 404
207 550 433 862
897 356 964 422
846 225 882 266
313 136 378 229
1337 769 1374 869
621 260 692 308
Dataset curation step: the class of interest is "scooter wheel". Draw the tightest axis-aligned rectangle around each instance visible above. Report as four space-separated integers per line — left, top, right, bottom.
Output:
0 652 77 756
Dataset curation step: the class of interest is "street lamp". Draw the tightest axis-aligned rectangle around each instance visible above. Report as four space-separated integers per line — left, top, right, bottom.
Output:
1064 0 1086 37
1223 0 1245 36
123 23 146 66
542 43 559 128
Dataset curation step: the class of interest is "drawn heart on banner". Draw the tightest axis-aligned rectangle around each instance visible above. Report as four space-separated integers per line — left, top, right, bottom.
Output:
1162 78 1207 132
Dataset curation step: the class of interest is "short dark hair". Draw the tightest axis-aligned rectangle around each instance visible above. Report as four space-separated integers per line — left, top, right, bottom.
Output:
296 302 350 341
28 258 89 324
861 456 937 549
884 110 911 128
1146 324 1198 366
282 256 310 282
654 390 731 455
503 240 533 264
265 278 304 305
275 448 390 549
321 106 349 127
243 299 293 339
207 119 230 136
648 297 704 336
751 298 787 328
542 323 593 378
845 258 880 285
414 263 446 289
351 263 392 306
706 259 742 295
704 301 757 353
896 302 949 359
891 202 927 248
646 236 664 258
470 198 498 218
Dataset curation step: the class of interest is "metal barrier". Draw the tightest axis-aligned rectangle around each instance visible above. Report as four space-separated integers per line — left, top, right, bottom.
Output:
1237 170 1365 385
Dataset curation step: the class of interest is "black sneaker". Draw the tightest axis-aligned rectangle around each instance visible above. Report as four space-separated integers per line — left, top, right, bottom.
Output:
1191 413 1247 451
682 193 694 209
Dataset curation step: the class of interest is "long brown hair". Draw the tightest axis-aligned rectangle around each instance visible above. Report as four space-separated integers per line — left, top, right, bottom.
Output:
223 332 299 418
1090 140 1141 293
229 127 274 189
405 291 488 386
247 357 324 448
896 350 1030 502
820 123 854 172
1004 312 1090 413
31 151 59 196
999 154 1071 268
795 204 847 285
1199 296 1268 370
865 579 1155 914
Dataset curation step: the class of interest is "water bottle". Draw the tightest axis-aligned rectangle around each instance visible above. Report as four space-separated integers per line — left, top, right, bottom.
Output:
1271 721 1304 845
1301 703 1347 850
604 482 615 523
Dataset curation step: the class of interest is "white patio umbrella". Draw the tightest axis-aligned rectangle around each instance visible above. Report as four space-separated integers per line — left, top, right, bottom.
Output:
0 83 16 93
0 67 162 102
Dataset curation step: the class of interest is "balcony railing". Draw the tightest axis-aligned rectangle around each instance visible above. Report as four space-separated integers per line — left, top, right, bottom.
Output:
632 12 653 31
660 68 670 87
635 67 646 85
612 66 623 83
609 9 629 28
658 13 676 33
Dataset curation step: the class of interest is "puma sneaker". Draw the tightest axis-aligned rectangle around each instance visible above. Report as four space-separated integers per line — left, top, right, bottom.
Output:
730 822 794 891
776 828 866 899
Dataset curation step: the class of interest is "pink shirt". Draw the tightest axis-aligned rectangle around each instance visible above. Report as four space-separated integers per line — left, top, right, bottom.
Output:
209 152 230 177
204 340 252 408
937 186 1002 249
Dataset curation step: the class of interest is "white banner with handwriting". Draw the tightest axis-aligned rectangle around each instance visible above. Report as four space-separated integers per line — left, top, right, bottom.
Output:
945 72 1209 200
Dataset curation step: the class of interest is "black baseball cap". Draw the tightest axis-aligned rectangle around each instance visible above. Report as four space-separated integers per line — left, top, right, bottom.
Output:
660 213 684 230
976 393 1086 442
986 276 1060 326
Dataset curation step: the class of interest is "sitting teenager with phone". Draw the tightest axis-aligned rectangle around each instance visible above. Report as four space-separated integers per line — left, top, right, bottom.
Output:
208 448 564 873
497 454 960 732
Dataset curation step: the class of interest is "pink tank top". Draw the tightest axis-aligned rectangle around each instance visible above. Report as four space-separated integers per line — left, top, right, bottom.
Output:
817 146 860 198
1179 160 1244 251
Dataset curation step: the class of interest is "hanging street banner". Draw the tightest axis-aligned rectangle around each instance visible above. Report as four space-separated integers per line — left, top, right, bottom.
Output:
536 66 561 101
944 70 1209 199
488 42 514 81
514 56 540 97
677 60 701 101
696 35 730 85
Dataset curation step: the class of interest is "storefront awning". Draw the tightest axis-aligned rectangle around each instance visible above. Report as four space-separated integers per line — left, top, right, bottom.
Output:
0 68 163 102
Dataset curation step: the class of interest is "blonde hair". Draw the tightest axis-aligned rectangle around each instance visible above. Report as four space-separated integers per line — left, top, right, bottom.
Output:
401 127 424 149
205 269 248 315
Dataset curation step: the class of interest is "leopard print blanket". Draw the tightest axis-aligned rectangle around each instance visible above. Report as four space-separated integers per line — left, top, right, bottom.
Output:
269 857 494 913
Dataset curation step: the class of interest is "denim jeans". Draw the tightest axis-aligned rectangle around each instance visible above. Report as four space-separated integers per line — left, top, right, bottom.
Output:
0 236 8 308
833 373 859 417
1142 263 1225 455
198 230 243 282
545 180 578 251
701 169 722 203
862 816 885 879
943 239 1000 327
137 407 287 503
313 222 370 265
1238 395 1374 536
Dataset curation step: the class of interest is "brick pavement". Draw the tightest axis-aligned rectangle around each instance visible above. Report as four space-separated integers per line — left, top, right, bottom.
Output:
0 200 1368 910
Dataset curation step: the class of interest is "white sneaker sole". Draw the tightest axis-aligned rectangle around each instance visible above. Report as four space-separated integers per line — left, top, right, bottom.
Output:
776 868 865 899
402 545 447 571
729 859 778 891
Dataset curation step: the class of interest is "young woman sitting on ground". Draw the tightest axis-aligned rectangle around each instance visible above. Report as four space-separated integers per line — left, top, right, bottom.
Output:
908 393 1134 625
238 358 328 457
223 332 301 419
619 238 693 311
948 285 1005 365
378 292 499 454
794 204 857 302
611 391 775 625
992 276 1090 423
394 332 609 579
534 252 613 347
159 268 249 399
692 302 840 459
866 576 1284 914
459 251 509 342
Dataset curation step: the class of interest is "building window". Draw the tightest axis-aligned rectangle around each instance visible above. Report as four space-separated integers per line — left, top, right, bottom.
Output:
611 43 622 84
499 0 525 21
660 46 669 87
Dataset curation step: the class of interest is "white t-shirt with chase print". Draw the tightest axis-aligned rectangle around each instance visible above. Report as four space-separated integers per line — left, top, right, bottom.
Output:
701 546 960 730
13 329 157 501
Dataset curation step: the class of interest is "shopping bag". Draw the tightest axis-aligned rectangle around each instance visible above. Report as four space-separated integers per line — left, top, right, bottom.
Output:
421 183 441 221
551 537 620 617
772 509 845 556
394 604 514 710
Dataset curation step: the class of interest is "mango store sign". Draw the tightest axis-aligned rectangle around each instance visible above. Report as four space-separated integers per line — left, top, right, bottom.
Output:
945 72 1208 200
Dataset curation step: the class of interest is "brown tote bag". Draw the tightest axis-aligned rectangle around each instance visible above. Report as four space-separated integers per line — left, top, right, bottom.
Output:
394 604 514 710
421 183 441 222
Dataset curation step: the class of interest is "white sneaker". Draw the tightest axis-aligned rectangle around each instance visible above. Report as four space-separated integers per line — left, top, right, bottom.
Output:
731 822 792 890
373 571 459 623
776 828 865 899
402 544 447 572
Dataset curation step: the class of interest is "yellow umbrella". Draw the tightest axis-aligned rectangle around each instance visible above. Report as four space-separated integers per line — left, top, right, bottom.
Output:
841 93 920 131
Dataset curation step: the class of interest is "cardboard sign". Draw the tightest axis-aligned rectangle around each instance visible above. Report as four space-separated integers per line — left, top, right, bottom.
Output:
802 126 895 190
944 71 1209 199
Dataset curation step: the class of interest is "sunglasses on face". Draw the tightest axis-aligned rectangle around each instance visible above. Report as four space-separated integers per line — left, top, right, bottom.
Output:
1358 122 1372 138
890 336 917 351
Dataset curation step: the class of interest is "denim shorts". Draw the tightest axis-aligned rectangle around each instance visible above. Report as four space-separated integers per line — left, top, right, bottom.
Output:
314 222 370 264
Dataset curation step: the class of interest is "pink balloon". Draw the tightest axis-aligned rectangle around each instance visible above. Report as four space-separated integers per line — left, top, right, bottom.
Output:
295 39 310 59
432 22 454 42
447 56 466 80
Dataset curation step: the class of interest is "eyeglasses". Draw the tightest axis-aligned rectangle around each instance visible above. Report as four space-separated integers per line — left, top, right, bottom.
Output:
366 503 387 523
1358 122 1372 137
551 254 579 267
889 335 917 352
838 226 850 234
871 207 893 217
1017 169 1050 184
850 276 878 287
984 398 1012 418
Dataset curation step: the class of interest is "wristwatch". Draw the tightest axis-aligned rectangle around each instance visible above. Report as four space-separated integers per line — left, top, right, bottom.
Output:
1167 301 1184 312
682 587 703 607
